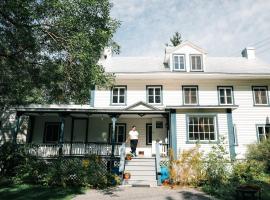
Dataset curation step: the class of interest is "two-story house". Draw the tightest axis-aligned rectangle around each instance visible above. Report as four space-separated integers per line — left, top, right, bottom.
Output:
1 41 270 160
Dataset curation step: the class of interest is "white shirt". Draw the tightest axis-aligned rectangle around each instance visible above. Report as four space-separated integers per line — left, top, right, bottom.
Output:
129 130 139 140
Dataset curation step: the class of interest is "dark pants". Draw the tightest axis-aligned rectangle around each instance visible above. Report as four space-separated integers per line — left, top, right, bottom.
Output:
130 139 138 154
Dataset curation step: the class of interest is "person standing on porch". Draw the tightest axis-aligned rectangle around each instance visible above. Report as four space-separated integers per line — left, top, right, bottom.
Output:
126 125 139 157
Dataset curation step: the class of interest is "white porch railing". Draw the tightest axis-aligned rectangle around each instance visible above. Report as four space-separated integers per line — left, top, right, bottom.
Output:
152 141 169 157
27 142 122 157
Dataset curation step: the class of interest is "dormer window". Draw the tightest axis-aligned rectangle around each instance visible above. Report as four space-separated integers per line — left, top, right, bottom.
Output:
190 55 203 71
173 54 185 71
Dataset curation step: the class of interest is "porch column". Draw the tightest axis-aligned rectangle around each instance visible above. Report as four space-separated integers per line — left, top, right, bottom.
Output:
13 111 22 144
26 116 35 143
169 109 177 159
111 115 117 157
59 113 65 155
226 109 236 160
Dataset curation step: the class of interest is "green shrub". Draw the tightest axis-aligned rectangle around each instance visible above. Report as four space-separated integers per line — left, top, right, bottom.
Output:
203 140 230 187
231 160 266 184
247 138 270 173
0 142 29 177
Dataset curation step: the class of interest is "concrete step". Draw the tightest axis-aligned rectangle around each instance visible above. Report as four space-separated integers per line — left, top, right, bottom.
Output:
129 175 156 181
125 165 155 171
122 179 157 187
129 170 156 176
125 161 155 166
128 157 155 162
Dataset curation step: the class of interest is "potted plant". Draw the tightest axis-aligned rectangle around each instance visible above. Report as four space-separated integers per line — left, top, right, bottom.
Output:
123 172 131 180
125 153 132 160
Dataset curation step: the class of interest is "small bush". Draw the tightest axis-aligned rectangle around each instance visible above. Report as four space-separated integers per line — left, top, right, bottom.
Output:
231 160 266 184
247 138 270 173
203 140 230 187
169 145 205 186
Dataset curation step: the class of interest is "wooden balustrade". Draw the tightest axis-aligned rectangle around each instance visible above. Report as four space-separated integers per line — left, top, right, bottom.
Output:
26 142 122 157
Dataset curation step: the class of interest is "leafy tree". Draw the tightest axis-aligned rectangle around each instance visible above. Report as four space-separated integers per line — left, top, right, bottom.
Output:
0 0 119 108
170 32 182 46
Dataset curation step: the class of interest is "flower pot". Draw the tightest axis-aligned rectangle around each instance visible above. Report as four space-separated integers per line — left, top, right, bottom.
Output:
125 155 132 160
124 172 131 180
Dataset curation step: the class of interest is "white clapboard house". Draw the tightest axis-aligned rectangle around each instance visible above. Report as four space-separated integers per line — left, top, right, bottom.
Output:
1 41 270 186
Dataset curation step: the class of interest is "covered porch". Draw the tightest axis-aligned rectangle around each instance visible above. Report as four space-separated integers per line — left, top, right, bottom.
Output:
16 102 170 158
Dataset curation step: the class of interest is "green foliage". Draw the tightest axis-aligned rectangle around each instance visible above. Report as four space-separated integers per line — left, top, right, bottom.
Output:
169 32 182 46
0 142 29 177
0 144 119 188
247 138 270 172
203 140 230 187
231 160 266 184
0 0 119 108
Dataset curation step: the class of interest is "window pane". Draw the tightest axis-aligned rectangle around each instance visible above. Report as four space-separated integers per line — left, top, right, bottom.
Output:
155 88 161 95
227 97 232 104
155 96 161 103
191 57 196 69
220 97 225 104
113 96 118 103
148 95 154 103
119 96 125 103
180 56 184 69
196 56 202 69
191 96 197 104
220 89 225 96
174 56 179 69
148 88 154 95
113 89 118 95
265 127 270 139
119 88 125 95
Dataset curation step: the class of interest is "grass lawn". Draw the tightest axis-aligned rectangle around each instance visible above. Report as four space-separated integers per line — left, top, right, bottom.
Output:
0 184 85 200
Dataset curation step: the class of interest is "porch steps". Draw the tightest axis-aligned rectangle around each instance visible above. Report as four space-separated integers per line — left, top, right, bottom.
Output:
122 157 157 187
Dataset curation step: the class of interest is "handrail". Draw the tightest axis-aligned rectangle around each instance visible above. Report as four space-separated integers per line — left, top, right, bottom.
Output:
155 142 161 186
119 142 126 173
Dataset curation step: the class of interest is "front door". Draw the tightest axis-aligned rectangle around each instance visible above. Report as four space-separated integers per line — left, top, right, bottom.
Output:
146 123 152 145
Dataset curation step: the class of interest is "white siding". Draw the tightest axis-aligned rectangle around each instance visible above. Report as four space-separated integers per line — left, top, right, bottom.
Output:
94 79 270 158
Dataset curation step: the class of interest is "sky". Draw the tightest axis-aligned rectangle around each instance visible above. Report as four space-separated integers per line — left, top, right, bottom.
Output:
111 0 270 63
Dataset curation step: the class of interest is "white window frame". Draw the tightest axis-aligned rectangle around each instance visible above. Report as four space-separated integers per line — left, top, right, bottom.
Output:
218 86 234 105
183 86 198 105
111 86 126 105
147 86 162 104
173 54 186 71
257 125 270 142
252 86 269 105
187 115 217 142
190 54 203 71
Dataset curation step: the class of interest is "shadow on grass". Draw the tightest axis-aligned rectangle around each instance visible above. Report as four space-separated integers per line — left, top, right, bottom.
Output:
0 184 85 200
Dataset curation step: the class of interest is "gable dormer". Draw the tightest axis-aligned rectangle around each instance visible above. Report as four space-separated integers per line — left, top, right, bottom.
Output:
164 41 207 72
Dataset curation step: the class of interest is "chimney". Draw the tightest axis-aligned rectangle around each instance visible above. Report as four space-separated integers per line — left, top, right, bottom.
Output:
102 47 112 60
241 47 255 59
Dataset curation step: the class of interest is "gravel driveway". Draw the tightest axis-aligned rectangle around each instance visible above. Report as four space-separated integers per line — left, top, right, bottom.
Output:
73 186 214 200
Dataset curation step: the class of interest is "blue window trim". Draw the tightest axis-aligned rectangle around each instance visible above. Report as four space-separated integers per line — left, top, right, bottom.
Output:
182 85 199 105
256 124 270 142
217 86 235 105
172 54 186 71
146 85 163 105
110 85 127 106
185 113 219 144
251 85 269 107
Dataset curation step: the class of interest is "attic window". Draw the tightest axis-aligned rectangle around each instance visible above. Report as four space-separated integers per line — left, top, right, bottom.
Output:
190 55 203 71
173 54 185 71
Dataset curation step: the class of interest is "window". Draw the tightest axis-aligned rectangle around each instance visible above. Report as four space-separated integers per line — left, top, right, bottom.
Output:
44 122 61 143
190 55 203 71
183 86 198 105
257 125 270 142
146 123 152 145
173 55 185 71
111 86 126 105
252 86 269 105
109 123 126 143
218 86 234 105
147 86 162 104
188 115 217 141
